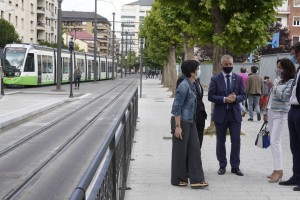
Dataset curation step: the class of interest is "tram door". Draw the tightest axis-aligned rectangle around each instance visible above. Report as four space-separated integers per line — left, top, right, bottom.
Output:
37 55 42 84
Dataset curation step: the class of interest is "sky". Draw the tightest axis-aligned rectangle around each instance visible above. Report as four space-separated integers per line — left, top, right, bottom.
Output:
61 0 136 32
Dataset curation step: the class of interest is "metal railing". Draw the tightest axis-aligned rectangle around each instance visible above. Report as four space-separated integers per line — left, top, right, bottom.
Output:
70 88 138 200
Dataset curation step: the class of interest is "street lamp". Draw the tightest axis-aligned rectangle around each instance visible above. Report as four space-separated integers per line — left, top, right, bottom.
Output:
56 0 63 90
93 0 98 82
139 38 144 98
112 12 115 79
125 31 128 76
121 23 124 78
69 37 74 98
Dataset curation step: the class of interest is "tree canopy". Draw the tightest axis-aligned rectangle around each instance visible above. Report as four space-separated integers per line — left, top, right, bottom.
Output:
0 18 20 48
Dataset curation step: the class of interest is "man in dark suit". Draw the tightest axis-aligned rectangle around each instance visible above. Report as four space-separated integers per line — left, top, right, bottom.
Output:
279 42 300 191
208 54 246 176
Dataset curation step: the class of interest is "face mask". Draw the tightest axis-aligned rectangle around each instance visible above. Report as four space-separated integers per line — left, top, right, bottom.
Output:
223 67 233 74
291 55 298 64
275 69 283 77
196 68 201 79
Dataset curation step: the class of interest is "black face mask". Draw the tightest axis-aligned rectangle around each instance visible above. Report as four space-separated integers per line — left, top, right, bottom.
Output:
223 67 233 74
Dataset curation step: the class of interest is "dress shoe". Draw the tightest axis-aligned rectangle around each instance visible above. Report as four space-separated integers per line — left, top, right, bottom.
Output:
269 170 283 183
231 168 244 176
257 113 261 121
279 177 300 186
294 186 300 191
218 167 226 175
248 118 253 121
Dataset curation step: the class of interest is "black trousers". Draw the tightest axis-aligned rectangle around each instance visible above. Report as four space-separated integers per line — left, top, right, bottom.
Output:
196 111 206 149
288 106 300 181
171 120 205 185
74 77 80 88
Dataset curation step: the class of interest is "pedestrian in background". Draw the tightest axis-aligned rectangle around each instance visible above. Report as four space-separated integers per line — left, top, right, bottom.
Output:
74 66 82 89
279 42 300 191
208 54 246 176
246 66 264 121
239 67 248 117
263 58 296 183
171 59 208 189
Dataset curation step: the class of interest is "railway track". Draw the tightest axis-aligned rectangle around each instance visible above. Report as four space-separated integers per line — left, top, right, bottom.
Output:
0 77 138 199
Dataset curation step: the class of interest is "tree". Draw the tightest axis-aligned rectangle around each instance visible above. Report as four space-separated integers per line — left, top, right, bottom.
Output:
158 0 283 73
0 18 20 48
140 2 184 95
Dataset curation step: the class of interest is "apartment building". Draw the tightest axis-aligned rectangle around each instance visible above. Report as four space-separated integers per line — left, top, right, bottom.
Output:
120 0 154 55
62 11 113 56
0 0 58 44
275 0 300 45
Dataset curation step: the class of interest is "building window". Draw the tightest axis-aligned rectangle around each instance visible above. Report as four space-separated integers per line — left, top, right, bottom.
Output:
15 16 17 27
8 13 11 23
295 0 300 7
30 3 34 12
294 16 300 26
1 11 4 18
293 36 300 45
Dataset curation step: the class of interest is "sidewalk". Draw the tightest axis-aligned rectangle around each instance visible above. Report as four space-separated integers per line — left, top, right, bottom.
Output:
125 78 298 200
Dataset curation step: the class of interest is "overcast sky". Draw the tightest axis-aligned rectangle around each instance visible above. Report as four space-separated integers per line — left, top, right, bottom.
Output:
61 0 136 32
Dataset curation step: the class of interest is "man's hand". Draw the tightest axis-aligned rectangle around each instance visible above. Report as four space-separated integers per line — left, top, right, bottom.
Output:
225 93 236 103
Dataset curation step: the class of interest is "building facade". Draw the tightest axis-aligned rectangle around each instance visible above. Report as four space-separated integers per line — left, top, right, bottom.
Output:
120 0 154 55
0 0 58 44
62 11 112 56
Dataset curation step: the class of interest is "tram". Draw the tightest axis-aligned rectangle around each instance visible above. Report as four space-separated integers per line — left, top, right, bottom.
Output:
2 43 116 86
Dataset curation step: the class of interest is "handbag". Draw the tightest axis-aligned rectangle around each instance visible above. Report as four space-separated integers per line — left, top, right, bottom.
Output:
255 122 270 149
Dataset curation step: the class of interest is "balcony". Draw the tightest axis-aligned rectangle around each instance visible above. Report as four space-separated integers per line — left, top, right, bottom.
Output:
37 21 45 30
37 6 45 14
275 5 290 14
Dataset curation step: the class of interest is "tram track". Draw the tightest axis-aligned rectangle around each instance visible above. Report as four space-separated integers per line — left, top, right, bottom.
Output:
0 77 138 199
0 77 133 158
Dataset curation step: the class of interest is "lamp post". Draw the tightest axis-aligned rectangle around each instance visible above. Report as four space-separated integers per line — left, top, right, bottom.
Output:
112 12 115 79
139 38 144 98
93 0 97 82
125 31 128 77
129 36 132 74
56 0 63 90
69 37 74 98
121 23 124 78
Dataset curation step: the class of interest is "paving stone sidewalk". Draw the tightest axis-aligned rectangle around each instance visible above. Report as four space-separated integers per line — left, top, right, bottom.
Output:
125 78 299 200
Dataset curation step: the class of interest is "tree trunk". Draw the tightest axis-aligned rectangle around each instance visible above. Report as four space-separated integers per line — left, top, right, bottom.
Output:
208 5 226 130
183 32 194 60
168 46 177 97
162 63 168 87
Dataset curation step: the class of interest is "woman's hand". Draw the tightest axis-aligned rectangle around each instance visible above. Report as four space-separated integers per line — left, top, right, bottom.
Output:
174 127 183 140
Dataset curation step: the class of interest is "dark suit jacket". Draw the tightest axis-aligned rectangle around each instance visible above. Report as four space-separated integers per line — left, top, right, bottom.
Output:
208 72 246 123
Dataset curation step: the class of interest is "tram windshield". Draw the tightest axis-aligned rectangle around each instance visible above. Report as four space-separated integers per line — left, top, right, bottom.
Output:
4 47 26 70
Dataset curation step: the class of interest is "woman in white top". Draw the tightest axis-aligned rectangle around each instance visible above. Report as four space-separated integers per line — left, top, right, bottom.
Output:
263 58 296 183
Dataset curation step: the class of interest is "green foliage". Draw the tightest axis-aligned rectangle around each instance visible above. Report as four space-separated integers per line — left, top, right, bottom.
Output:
157 0 282 56
0 18 20 48
140 1 184 66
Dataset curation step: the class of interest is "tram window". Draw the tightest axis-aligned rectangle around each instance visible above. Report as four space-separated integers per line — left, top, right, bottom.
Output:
101 61 105 72
63 57 69 73
77 58 84 73
24 53 34 72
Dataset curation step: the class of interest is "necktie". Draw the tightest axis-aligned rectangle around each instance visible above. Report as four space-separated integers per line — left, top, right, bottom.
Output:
226 74 231 95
